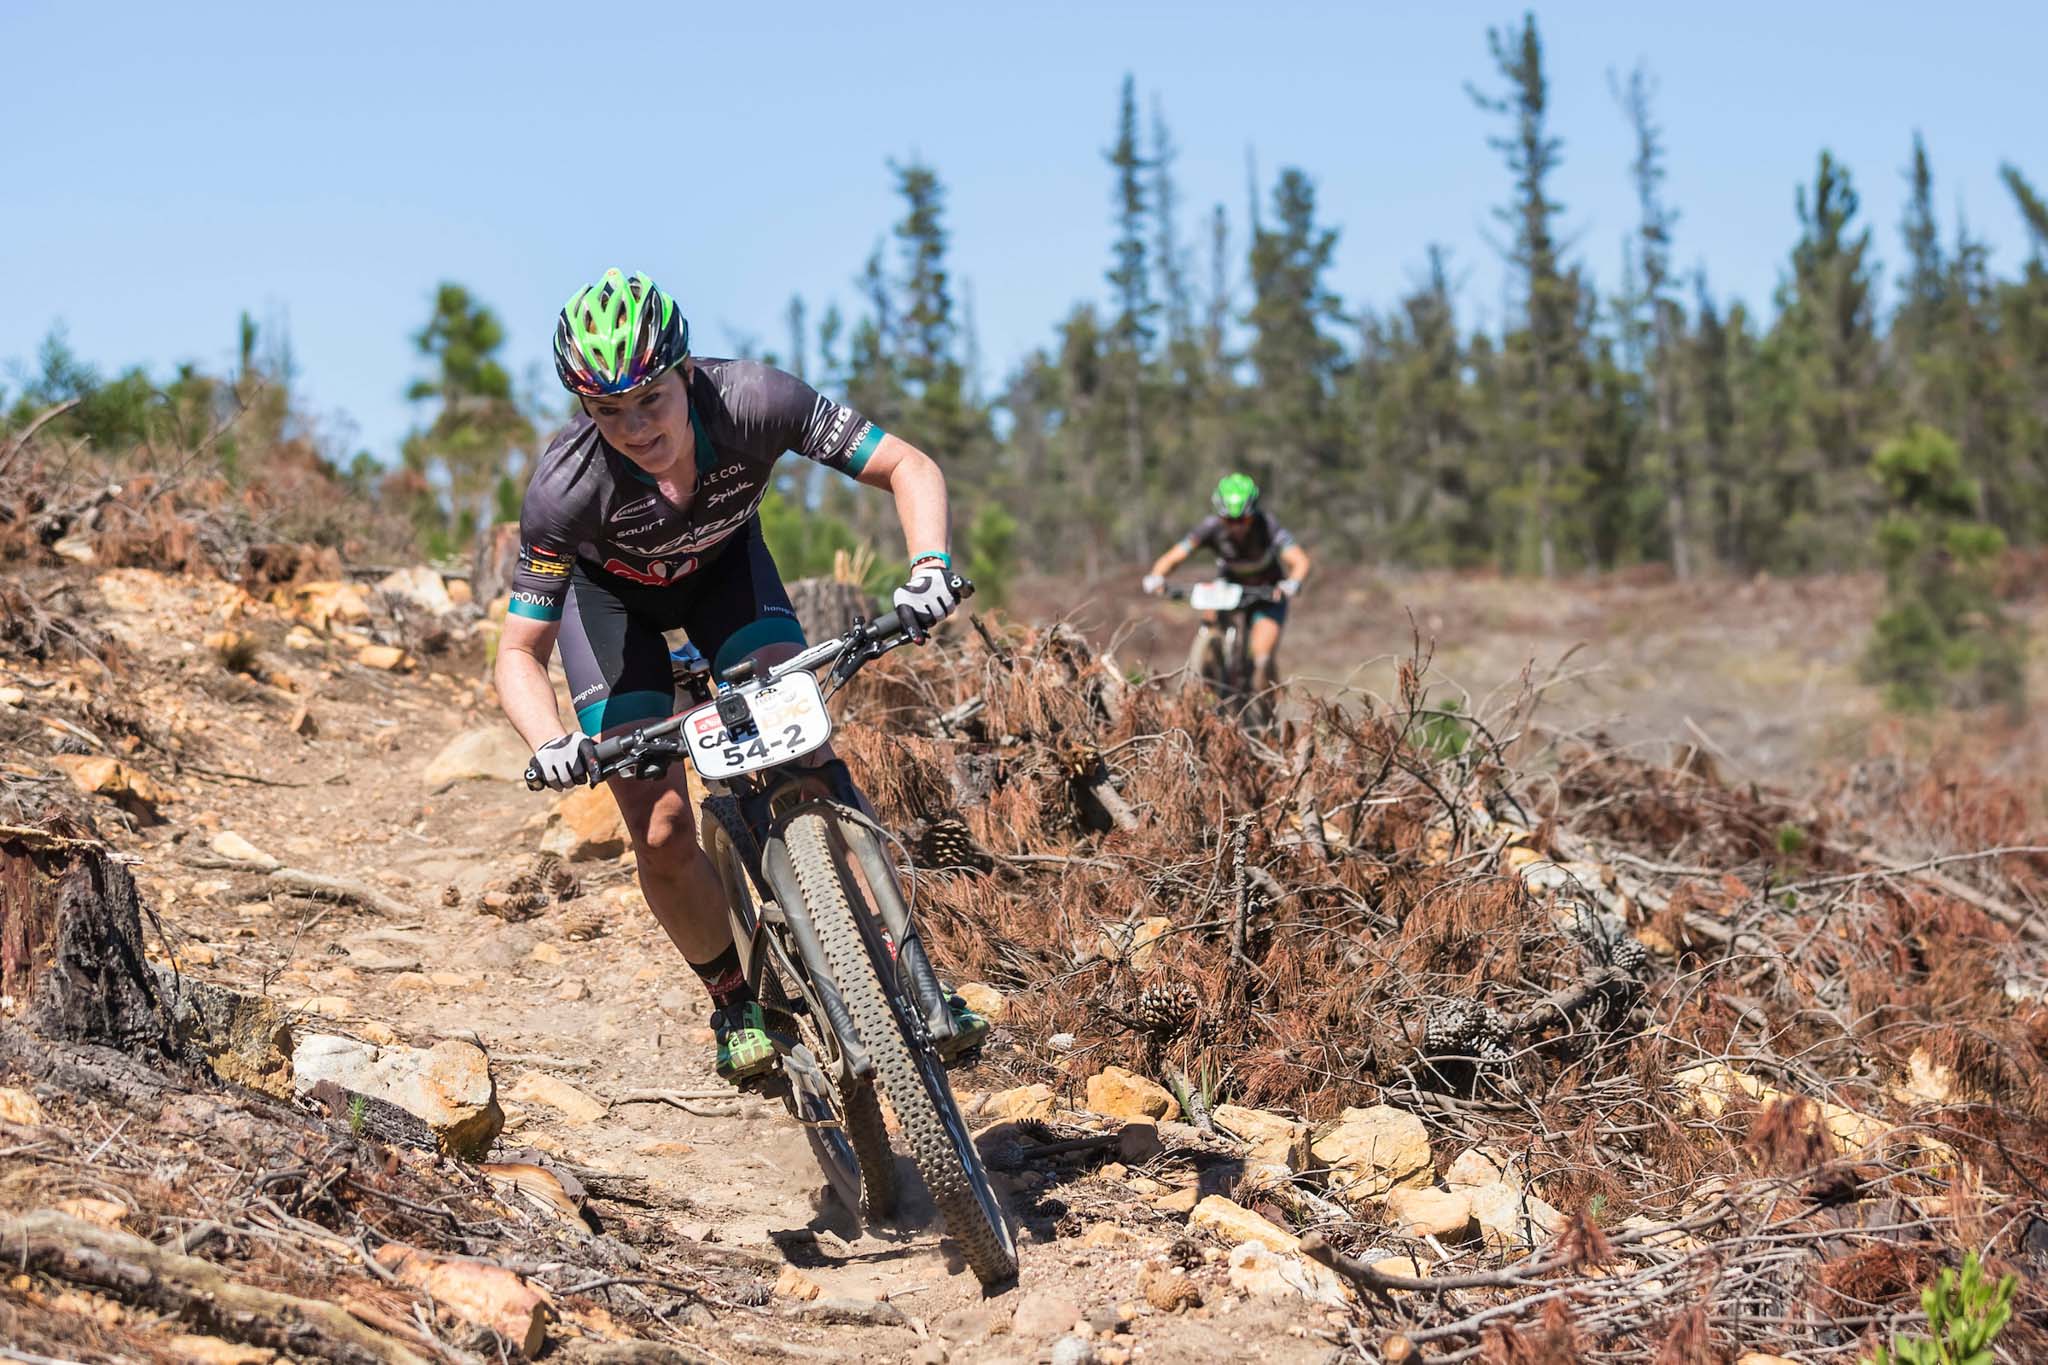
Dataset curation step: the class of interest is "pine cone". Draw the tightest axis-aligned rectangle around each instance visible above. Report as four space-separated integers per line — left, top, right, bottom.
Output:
560 906 607 941
918 816 992 873
1136 982 1199 1039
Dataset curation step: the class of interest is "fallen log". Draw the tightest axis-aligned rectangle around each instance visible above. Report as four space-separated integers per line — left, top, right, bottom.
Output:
0 1210 433 1365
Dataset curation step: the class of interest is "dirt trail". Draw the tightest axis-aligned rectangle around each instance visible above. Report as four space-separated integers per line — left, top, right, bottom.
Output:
4 565 1340 1364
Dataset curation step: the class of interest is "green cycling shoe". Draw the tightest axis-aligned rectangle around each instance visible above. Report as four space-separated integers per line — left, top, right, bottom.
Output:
935 993 990 1062
712 1001 798 1084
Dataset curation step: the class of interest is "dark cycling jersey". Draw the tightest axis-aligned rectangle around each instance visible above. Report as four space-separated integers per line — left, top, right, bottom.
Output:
1177 510 1297 586
508 358 883 622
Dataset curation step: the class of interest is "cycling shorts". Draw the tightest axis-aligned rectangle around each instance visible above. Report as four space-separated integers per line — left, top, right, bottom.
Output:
557 516 806 736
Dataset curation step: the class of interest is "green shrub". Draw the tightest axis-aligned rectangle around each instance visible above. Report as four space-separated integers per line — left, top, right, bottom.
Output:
1861 427 2027 715
1865 1252 2016 1365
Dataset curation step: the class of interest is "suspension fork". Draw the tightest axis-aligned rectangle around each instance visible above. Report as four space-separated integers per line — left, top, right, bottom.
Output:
831 808 957 1047
759 831 876 1085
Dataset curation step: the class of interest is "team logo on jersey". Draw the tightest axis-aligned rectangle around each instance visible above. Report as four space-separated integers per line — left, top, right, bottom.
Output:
609 493 663 525
603 556 699 587
523 547 570 579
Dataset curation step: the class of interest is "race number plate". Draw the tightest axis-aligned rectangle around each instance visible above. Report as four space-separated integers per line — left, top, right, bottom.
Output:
1188 580 1244 612
683 672 834 780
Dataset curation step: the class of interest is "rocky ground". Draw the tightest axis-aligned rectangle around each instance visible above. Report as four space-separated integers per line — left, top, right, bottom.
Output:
3 556 2045 1364
0 565 1371 1364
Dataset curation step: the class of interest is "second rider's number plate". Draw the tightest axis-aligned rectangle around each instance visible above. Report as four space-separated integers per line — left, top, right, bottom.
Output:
1189 580 1244 612
684 672 834 780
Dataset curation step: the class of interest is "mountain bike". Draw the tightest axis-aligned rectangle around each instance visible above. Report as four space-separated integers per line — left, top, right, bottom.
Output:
1163 579 1284 726
524 581 1017 1287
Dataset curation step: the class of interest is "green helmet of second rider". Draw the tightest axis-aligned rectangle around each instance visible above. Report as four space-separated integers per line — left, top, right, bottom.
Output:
552 268 691 397
1213 472 1260 520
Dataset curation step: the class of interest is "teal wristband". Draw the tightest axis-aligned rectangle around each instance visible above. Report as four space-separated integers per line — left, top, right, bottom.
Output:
911 550 951 568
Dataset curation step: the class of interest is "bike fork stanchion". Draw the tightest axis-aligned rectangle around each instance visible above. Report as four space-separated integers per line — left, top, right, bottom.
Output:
761 836 875 1083
835 811 957 1047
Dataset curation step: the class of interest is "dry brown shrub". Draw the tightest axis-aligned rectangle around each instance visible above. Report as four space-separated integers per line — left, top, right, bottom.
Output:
1746 1097 1834 1175
1650 1305 1723 1364
1482 1299 1585 1363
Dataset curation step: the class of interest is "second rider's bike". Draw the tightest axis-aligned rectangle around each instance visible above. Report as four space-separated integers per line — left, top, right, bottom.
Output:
524 581 1018 1287
1164 578 1283 726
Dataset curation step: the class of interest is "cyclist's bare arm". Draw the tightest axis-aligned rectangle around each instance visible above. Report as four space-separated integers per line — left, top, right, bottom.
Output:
1149 541 1193 579
1281 543 1311 584
855 434 950 561
496 614 571 749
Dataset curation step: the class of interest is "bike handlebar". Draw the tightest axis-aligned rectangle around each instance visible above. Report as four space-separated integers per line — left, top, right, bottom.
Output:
523 574 974 791
1161 582 1285 605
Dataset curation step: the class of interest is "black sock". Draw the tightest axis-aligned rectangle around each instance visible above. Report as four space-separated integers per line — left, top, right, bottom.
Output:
690 944 753 1012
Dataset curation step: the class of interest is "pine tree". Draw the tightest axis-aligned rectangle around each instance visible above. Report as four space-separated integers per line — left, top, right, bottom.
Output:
887 158 983 468
1862 425 2026 712
1615 63 1692 575
1245 168 1345 518
1103 75 1156 557
1471 12 1580 576
1773 151 1884 566
401 283 533 556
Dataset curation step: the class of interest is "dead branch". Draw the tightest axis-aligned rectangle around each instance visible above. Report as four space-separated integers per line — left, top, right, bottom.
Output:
0 1210 434 1365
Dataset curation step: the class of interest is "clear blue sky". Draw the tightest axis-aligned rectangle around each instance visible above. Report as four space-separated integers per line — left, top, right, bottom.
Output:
3 2 2040 462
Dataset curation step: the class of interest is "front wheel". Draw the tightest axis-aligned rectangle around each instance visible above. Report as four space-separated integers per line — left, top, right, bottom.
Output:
702 796 895 1221
782 806 1018 1287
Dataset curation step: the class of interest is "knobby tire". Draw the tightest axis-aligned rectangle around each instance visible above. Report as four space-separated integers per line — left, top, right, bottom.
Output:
702 796 897 1221
782 806 1018 1286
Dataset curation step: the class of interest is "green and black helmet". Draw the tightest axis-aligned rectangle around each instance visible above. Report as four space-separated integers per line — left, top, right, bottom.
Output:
1213 472 1260 519
553 268 690 397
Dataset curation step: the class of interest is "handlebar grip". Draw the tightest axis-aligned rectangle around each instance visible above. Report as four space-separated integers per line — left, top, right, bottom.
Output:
524 762 543 791
863 573 976 644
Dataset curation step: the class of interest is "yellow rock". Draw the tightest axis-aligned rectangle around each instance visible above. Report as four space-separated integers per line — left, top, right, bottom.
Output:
1214 1104 1310 1171
530 942 568 965
954 981 1006 1019
1099 916 1175 968
1085 1066 1181 1123
1383 1187 1475 1240
164 1337 276 1365
51 754 167 818
1370 1254 1427 1279
546 785 629 861
1188 1195 1298 1254
1446 1147 1511 1190
1226 1242 1350 1308
773 1265 822 1301
982 1083 1057 1123
1311 1105 1433 1201
357 1022 399 1046
505 1073 607 1125
1077 1221 1138 1248
356 643 412 672
1152 1186 1201 1214
52 1197 128 1228
428 971 471 989
286 581 371 633
391 972 434 991
0 1087 46 1125
1673 1062 1888 1154
288 995 353 1019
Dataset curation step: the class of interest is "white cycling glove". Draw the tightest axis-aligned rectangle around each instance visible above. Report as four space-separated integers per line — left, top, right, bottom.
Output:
532 732 598 790
1279 577 1303 598
893 561 958 635
1142 574 1165 596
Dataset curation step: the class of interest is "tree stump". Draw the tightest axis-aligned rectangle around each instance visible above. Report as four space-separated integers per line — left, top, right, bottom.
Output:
0 824 176 1059
471 520 524 612
786 576 877 645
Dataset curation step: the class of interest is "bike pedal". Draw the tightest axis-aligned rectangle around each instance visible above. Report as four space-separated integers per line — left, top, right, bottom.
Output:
940 1044 986 1070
